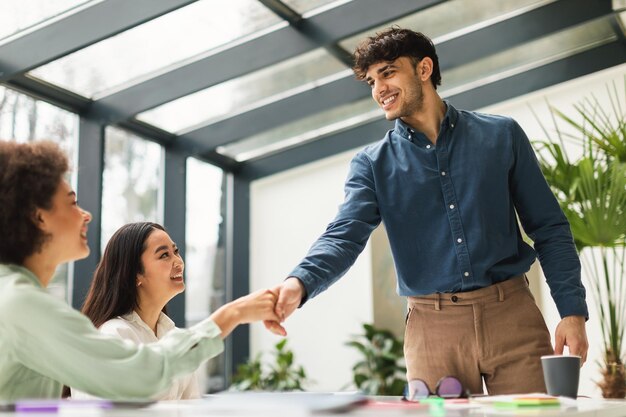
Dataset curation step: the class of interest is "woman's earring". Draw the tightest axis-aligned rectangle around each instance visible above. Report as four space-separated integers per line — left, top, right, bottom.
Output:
136 281 141 287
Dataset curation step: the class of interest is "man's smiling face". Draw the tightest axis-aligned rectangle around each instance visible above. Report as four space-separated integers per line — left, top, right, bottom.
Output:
365 57 425 121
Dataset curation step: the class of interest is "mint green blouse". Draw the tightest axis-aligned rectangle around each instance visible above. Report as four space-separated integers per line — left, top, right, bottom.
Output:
0 264 224 401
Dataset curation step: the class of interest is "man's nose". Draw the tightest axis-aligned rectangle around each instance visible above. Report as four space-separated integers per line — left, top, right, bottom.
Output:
373 81 387 99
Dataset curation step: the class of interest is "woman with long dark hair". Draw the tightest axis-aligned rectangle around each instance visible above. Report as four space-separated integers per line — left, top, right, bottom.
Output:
0 140 281 402
73 222 207 399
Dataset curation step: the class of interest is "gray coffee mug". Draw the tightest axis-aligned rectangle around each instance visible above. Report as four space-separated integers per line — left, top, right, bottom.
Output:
541 355 580 398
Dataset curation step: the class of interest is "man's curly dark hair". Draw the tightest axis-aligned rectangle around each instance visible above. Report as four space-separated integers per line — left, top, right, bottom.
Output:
0 140 69 265
352 27 441 89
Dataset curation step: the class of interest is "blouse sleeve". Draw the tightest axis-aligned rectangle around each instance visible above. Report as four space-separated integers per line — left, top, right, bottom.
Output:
1 284 223 400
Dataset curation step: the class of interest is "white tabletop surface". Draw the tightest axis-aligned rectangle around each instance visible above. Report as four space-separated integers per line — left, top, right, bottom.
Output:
1 394 625 417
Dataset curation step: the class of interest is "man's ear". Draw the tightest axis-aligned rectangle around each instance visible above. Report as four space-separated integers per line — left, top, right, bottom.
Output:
418 57 434 82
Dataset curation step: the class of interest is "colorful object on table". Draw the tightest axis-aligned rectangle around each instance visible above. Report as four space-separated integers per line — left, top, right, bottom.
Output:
493 395 560 408
14 399 114 413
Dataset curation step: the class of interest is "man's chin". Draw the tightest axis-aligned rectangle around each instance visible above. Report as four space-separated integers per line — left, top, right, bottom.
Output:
384 112 399 121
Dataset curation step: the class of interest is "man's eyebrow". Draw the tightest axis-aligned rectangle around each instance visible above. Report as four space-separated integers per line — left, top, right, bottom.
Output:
376 64 395 74
366 64 397 82
67 191 76 197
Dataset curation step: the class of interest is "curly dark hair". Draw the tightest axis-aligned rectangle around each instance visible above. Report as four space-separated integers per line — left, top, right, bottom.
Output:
0 140 69 265
352 27 441 89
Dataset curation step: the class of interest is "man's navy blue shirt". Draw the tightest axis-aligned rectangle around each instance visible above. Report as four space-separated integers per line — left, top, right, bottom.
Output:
290 103 588 319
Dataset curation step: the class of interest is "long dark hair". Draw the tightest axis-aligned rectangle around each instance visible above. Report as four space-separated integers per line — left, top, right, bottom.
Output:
82 222 166 328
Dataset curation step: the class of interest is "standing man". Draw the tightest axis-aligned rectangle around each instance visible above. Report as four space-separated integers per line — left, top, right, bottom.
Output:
265 28 588 395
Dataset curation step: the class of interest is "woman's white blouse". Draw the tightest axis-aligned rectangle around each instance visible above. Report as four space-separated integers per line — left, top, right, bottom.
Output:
72 311 202 400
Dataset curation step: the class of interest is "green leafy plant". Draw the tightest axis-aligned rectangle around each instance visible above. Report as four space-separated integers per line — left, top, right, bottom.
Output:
532 77 626 398
230 339 309 391
345 323 406 395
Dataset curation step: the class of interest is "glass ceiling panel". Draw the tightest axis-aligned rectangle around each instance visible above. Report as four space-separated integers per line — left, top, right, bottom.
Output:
137 49 347 133
29 0 282 98
217 98 380 162
0 0 91 42
282 0 352 16
218 16 616 163
439 17 617 97
340 0 554 52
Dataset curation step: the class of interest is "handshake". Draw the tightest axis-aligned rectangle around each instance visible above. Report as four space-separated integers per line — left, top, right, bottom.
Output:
217 277 305 338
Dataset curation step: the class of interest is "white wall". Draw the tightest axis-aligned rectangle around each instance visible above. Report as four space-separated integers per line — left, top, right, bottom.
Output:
249 62 626 395
250 150 374 391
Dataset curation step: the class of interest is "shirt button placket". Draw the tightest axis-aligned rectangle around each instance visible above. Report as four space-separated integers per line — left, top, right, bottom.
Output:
437 133 472 284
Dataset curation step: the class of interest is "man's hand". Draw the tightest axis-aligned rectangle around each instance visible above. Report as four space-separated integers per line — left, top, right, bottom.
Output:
263 277 305 336
554 315 588 365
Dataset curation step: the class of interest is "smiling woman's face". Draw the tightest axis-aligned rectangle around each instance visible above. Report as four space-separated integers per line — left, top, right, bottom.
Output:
136 228 185 307
37 179 91 264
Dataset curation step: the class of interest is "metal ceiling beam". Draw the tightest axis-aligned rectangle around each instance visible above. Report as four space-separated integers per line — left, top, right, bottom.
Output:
258 0 353 66
3 74 90 113
257 0 301 24
181 0 611 153
88 0 446 123
1 76 238 171
447 40 626 112
238 40 626 180
436 0 613 70
180 74 369 149
0 0 197 82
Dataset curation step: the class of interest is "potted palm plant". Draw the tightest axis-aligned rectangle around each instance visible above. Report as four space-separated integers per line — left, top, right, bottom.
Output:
533 78 626 398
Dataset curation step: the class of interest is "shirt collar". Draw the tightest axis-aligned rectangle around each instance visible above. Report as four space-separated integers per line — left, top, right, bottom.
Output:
393 100 459 141
123 310 175 337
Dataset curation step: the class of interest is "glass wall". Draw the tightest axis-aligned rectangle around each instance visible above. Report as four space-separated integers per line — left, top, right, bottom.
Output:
185 157 225 391
101 126 163 248
0 85 79 301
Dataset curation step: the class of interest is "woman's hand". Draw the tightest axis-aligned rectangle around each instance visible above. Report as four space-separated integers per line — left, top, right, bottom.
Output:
210 289 281 338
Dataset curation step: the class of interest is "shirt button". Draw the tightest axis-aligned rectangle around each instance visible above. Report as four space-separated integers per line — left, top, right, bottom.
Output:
426 145 431 149
449 204 455 209
457 238 462 243
441 171 446 176
464 272 470 277
451 295 458 303
451 123 455 128
408 134 412 140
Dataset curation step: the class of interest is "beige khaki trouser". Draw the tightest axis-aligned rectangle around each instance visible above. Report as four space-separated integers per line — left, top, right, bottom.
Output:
404 275 554 395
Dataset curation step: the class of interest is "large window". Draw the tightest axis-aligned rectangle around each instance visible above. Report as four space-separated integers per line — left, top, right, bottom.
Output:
101 126 163 248
0 85 79 301
185 157 225 391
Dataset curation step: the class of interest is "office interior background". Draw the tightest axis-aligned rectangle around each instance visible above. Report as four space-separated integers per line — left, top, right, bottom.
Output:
0 0 625 397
